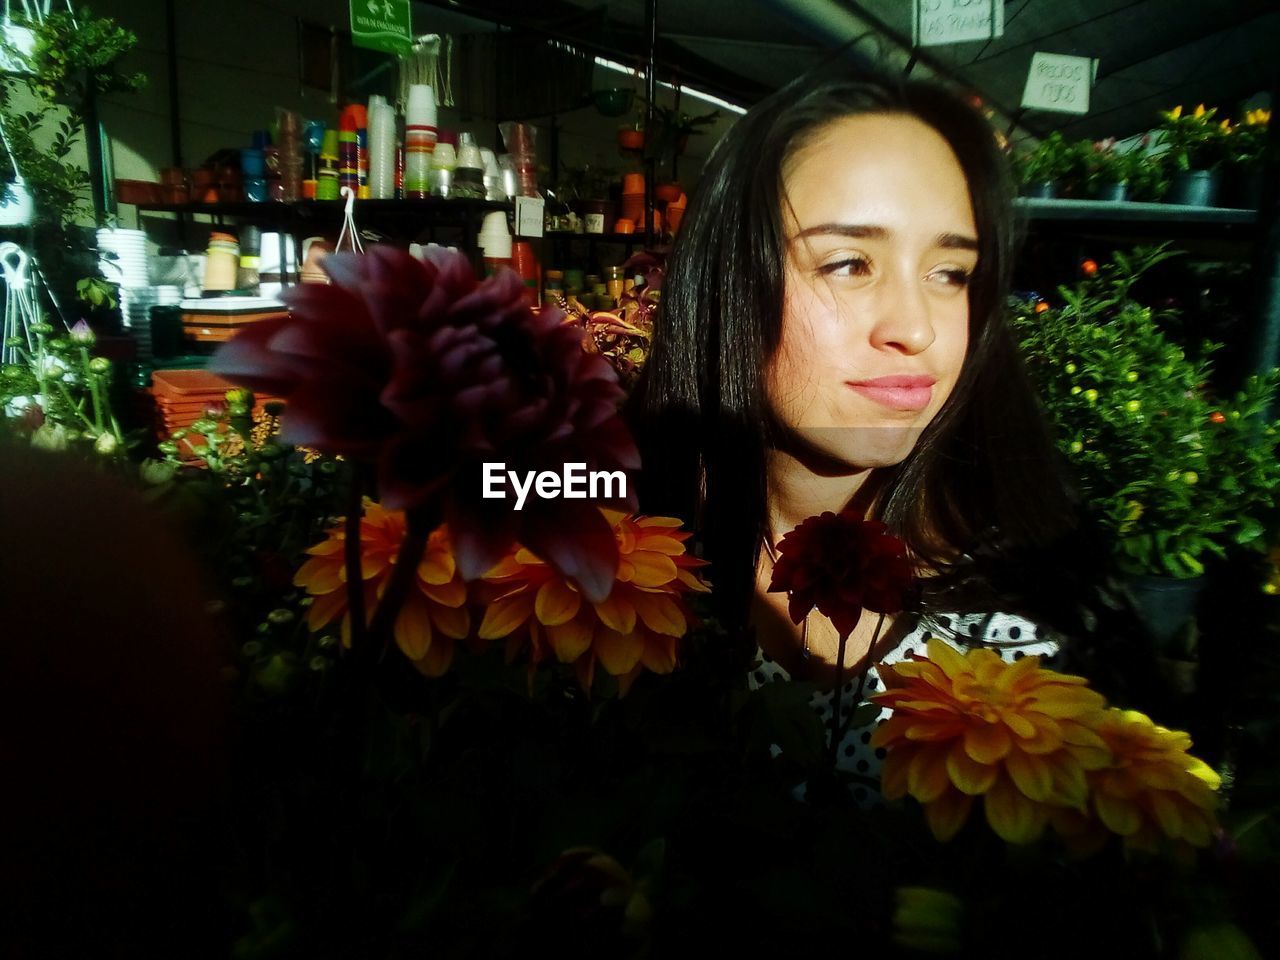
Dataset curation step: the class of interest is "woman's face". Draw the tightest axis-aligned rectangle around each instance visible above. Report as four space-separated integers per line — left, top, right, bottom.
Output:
770 112 978 469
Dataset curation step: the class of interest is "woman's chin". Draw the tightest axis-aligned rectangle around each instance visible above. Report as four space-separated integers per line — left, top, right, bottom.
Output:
792 424 926 470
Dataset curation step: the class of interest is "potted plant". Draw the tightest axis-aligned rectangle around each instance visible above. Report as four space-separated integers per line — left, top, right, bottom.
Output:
1156 104 1231 206
552 163 616 235
1223 107 1270 209
1011 245 1280 646
1011 131 1082 198
1083 138 1144 202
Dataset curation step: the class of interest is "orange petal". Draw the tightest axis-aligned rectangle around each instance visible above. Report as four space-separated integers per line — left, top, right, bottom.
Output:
925 638 966 678
307 588 347 631
595 627 644 676
639 633 677 674
634 534 686 556
616 664 644 697
305 536 345 557
294 556 343 594
881 749 911 800
535 578 581 626
421 577 466 608
478 592 535 640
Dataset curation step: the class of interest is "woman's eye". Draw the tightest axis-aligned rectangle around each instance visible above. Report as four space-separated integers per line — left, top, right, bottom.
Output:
817 256 872 278
928 267 973 288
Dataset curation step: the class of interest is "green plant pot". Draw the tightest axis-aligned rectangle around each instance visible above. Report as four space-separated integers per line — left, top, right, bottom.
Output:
1092 181 1128 202
592 88 635 118
1167 169 1220 207
1123 574 1206 647
1023 181 1058 199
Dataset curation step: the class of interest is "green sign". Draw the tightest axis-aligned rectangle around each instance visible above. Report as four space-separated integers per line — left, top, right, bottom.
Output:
350 0 413 57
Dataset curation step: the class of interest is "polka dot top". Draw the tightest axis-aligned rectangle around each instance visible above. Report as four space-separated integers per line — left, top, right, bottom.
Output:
747 610 1062 806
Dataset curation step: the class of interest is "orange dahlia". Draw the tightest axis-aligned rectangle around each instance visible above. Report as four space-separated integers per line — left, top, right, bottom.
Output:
294 500 470 677
478 510 709 694
1054 708 1220 855
871 638 1110 844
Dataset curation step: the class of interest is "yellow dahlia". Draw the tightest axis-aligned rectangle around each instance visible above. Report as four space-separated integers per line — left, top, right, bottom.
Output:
478 509 708 695
294 501 470 677
871 638 1110 844
1056 708 1220 855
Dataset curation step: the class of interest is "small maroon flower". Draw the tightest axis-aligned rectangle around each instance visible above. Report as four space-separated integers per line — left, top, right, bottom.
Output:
768 512 915 639
212 246 639 602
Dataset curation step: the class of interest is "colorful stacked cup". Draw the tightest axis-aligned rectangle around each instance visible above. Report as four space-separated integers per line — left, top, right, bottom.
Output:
317 129 340 200
404 84 438 199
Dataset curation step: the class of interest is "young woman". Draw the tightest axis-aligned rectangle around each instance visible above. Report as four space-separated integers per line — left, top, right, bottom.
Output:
629 64 1144 792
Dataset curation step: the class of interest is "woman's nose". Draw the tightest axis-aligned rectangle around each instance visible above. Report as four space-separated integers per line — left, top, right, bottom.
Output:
867 267 936 355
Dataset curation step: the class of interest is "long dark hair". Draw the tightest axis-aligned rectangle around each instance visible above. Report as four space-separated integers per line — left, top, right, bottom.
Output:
629 63 1115 650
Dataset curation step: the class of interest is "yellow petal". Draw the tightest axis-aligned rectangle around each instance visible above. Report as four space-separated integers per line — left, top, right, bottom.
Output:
1095 792 1141 836
924 792 973 842
639 633 677 674
395 593 433 661
908 745 952 803
418 549 455 585
595 627 644 675
428 600 470 640
411 635 454 677
1005 749 1054 803
964 722 1011 764
925 638 966 678
946 741 998 795
620 550 678 587
547 617 594 663
881 749 911 800
307 588 347 631
478 592 535 640
594 592 637 633
984 775 1048 844
535 578 581 626
631 591 686 637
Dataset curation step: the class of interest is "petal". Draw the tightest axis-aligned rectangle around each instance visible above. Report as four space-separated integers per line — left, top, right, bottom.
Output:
520 502 621 604
1005 749 1054 803
535 578 581 626
595 627 644 676
946 742 998 795
294 556 344 594
421 578 466 608
984 775 1048 844
924 792 974 842
639 633 677 674
620 550 678 587
411 635 455 678
631 591 686 637
907 745 952 803
418 549 456 585
428 600 470 640
594 592 637 634
478 592 535 640
546 617 594 663
1095 792 1142 836
395 593 434 661
307 587 347 631
881 749 911 800
964 722 1012 764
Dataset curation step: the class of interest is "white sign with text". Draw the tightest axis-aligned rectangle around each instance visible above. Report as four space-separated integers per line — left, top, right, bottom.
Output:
913 0 1003 47
1021 52 1096 115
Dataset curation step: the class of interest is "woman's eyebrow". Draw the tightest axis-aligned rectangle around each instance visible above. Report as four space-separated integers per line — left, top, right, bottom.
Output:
792 223 979 251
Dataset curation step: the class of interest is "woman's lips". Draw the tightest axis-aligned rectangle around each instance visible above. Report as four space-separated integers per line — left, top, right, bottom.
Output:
847 376 936 412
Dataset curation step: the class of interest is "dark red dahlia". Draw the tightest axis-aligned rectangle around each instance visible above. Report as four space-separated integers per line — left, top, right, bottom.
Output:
212 246 639 601
768 513 915 639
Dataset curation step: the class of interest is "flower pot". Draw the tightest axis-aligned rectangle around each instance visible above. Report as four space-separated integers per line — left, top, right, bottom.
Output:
571 199 613 235
1167 169 1220 207
617 129 645 152
1093 181 1129 202
1023 181 1057 199
654 182 682 204
592 88 634 118
1123 574 1206 647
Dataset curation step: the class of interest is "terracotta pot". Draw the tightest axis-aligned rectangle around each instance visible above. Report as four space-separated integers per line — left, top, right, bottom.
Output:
655 182 681 204
665 204 684 233
617 128 645 151
621 172 646 194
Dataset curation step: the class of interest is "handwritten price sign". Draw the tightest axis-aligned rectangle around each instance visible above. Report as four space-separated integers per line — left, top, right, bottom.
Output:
913 0 1003 46
1020 52 1096 115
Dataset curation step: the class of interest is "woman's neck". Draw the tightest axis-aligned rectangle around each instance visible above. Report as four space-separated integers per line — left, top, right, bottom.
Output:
765 447 878 541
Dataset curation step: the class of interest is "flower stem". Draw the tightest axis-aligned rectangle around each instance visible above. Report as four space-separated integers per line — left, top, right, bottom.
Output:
344 469 367 653
835 612 886 747
828 625 852 766
365 505 432 659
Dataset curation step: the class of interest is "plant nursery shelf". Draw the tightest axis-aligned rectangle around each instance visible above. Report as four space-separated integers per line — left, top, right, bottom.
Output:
1017 198 1257 232
133 198 511 224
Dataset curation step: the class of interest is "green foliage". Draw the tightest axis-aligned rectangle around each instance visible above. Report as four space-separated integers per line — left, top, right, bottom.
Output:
1011 244 1280 579
1156 104 1231 173
26 8 146 107
1011 131 1090 187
